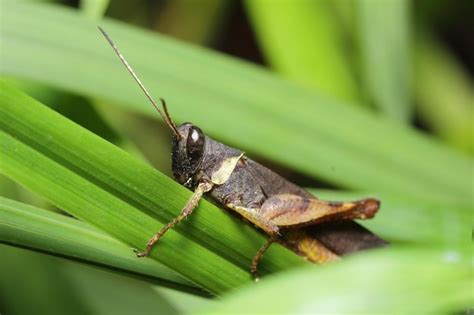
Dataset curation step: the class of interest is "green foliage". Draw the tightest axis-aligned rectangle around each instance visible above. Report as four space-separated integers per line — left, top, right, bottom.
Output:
79 0 110 20
202 247 472 314
0 196 196 291
0 0 472 313
0 81 304 295
247 0 413 123
414 34 474 154
355 0 412 122
1 1 471 204
0 245 92 315
0 245 187 315
246 0 361 103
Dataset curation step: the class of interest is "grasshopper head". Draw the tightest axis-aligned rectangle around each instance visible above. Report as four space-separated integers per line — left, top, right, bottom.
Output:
171 123 205 187
98 28 202 186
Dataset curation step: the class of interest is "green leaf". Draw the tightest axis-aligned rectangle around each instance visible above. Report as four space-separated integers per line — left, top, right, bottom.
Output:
1 1 472 204
0 81 305 295
414 33 474 154
1 1 471 204
3 77 145 159
0 196 199 292
356 0 412 122
201 247 472 314
0 245 185 315
0 245 92 315
63 261 184 315
79 0 110 20
245 0 361 103
156 0 231 45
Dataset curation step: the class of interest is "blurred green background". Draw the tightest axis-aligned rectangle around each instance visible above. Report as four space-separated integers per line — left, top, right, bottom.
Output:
0 0 472 314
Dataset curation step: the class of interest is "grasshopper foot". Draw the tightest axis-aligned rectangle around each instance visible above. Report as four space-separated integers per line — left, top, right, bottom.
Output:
133 248 149 258
251 267 260 282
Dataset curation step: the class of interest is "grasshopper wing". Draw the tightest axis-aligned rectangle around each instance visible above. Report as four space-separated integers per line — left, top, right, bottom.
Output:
259 194 380 227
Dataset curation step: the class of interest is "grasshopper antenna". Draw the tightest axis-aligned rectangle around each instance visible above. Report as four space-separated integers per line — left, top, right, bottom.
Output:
98 26 182 140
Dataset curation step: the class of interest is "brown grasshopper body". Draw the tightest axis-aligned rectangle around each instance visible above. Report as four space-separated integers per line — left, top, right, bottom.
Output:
99 27 387 280
168 123 386 277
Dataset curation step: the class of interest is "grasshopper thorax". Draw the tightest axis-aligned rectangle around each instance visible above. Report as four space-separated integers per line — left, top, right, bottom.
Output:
171 123 205 186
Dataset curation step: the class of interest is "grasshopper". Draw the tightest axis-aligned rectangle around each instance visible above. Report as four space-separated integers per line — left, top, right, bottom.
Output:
99 27 386 280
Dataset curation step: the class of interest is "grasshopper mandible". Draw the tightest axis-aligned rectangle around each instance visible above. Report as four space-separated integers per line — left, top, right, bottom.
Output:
99 27 386 280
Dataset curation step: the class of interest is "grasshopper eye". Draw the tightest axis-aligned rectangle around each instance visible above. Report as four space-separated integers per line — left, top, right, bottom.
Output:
186 126 204 163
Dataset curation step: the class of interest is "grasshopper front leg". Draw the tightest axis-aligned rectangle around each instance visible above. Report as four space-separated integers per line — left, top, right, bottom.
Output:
135 181 213 257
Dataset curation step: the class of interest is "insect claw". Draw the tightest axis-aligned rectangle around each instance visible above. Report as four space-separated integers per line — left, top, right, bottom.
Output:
250 268 260 281
133 248 148 258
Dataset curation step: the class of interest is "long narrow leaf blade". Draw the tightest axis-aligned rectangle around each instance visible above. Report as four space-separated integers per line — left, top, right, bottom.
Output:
0 81 304 295
414 34 474 154
0 245 92 315
0 1 472 204
356 0 412 122
246 0 361 103
0 196 198 292
202 247 472 314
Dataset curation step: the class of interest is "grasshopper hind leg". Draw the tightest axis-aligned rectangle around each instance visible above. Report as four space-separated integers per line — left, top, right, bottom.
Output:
251 234 278 281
